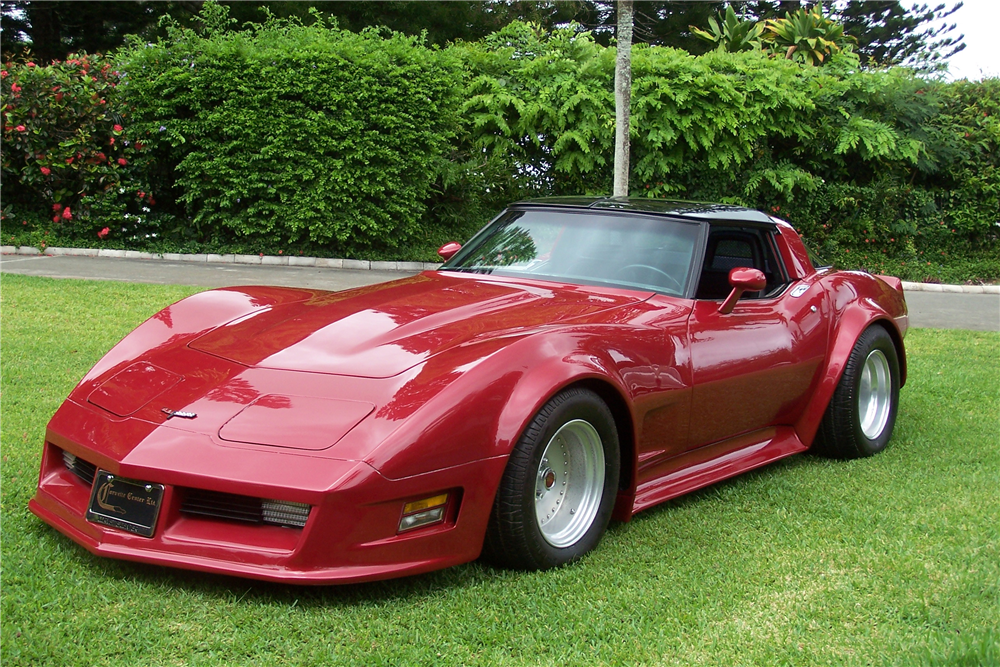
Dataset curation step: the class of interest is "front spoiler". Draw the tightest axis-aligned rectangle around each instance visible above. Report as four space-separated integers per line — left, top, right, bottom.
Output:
30 440 508 585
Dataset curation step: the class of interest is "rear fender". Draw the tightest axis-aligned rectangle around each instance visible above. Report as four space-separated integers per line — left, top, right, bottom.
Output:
794 286 907 448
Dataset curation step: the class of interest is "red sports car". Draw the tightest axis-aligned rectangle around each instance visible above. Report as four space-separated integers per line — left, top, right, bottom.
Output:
30 198 908 584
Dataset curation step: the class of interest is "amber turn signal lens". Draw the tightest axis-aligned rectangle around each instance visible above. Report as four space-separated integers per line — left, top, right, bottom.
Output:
402 493 448 515
398 493 449 533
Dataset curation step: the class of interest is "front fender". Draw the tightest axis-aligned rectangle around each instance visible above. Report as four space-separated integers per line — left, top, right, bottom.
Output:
368 327 637 482
75 286 316 396
794 272 908 447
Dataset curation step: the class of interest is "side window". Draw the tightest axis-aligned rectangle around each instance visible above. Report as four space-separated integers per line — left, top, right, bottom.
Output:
695 226 788 300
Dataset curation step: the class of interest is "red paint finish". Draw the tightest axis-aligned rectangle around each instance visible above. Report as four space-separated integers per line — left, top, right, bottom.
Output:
88 362 182 416
437 242 462 261
770 217 813 280
30 200 908 584
219 396 375 450
686 278 829 449
718 267 767 314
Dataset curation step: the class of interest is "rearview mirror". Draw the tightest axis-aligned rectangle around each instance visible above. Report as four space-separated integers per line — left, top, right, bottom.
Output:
437 242 462 262
718 267 766 314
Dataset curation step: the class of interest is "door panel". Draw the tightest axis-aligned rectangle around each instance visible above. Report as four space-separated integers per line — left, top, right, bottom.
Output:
687 281 828 448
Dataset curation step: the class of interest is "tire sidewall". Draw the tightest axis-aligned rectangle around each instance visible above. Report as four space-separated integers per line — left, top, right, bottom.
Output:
519 390 620 568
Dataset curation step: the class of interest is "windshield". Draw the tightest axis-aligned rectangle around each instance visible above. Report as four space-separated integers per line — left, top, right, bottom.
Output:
441 209 701 297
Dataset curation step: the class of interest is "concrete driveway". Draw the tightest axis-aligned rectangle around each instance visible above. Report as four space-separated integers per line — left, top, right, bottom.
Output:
2 253 998 332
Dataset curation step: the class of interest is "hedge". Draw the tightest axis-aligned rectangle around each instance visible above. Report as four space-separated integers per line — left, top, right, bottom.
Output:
2 6 997 280
105 4 463 253
0 54 149 246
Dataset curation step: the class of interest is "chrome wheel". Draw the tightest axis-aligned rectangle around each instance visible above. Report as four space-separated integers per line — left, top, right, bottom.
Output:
859 349 892 439
534 419 605 548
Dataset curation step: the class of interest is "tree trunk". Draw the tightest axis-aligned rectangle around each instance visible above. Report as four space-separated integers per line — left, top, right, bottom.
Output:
613 0 633 198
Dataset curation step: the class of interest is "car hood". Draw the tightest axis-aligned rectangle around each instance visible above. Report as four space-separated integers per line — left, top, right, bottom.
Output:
188 272 648 378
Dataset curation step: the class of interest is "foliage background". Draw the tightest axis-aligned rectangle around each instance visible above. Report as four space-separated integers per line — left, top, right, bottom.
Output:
2 4 998 281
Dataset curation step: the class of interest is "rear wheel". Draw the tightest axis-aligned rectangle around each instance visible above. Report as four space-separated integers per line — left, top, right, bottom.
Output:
483 388 620 570
815 325 900 459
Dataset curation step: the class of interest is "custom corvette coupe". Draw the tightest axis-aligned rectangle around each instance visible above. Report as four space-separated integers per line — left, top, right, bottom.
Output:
30 198 908 584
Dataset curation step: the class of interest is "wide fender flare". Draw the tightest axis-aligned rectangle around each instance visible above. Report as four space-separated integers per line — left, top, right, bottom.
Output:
482 331 633 452
368 329 637 486
78 286 314 386
794 307 906 448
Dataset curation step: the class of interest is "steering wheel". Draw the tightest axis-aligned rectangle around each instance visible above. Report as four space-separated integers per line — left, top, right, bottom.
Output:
615 264 683 294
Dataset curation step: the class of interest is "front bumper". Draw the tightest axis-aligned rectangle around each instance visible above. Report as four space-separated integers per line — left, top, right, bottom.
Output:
30 403 507 585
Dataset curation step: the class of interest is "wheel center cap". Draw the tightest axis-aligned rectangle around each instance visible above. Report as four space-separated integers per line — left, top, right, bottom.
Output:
540 467 556 490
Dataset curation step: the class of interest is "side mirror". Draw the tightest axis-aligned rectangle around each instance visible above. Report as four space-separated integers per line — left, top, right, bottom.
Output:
718 267 766 314
437 242 462 262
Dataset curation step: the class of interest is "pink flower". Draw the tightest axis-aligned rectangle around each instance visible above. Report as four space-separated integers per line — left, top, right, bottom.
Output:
117 158 127 166
53 215 61 223
11 84 21 93
0 70 7 77
40 167 51 176
113 124 123 132
15 124 25 131
109 137 115 145
53 203 62 211
65 157 74 164
96 152 106 161
98 227 110 239
62 207 73 221
26 61 35 67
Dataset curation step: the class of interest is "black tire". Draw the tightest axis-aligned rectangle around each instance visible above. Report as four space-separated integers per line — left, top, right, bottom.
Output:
814 325 900 459
483 388 620 570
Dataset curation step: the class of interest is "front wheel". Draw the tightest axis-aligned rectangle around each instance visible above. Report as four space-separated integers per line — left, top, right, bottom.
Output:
483 388 620 570
814 325 900 459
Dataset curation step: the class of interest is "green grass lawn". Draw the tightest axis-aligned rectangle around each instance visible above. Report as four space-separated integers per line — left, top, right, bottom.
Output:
2 274 998 667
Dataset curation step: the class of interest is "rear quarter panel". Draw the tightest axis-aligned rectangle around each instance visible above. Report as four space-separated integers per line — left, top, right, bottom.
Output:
794 270 908 447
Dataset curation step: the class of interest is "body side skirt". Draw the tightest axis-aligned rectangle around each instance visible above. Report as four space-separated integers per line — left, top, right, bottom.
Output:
631 426 807 514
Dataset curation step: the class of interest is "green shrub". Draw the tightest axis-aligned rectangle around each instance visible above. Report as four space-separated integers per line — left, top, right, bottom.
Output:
3 14 996 280
115 3 462 253
455 25 997 280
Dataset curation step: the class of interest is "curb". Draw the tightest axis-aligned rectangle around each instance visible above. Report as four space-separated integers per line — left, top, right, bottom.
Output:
2 245 997 294
1 245 442 273
900 280 999 295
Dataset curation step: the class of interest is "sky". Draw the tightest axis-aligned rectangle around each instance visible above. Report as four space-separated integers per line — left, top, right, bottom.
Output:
930 0 1000 80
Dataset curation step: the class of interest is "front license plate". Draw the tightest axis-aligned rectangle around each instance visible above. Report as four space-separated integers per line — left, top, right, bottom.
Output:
86 470 164 538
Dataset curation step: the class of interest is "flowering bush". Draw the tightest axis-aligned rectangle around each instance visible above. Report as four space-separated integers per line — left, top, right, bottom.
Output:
1 54 148 236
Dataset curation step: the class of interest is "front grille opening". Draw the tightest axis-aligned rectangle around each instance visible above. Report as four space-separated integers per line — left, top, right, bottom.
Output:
180 488 310 528
62 450 97 486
